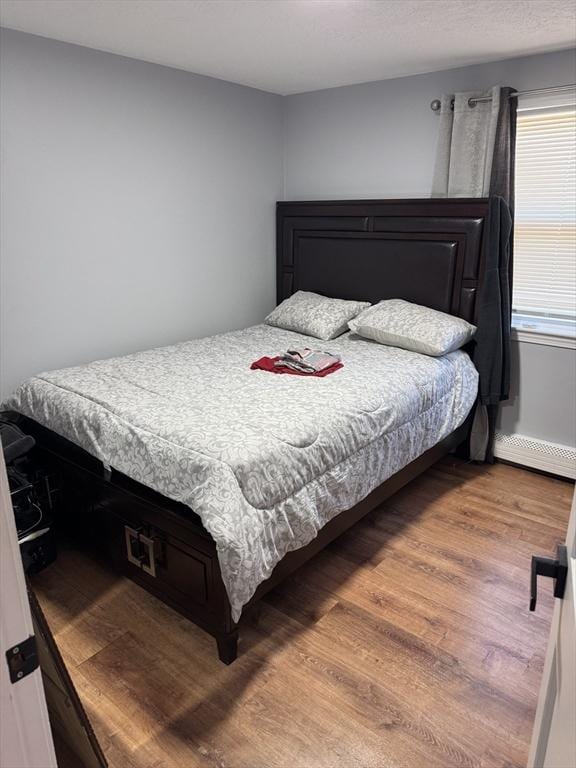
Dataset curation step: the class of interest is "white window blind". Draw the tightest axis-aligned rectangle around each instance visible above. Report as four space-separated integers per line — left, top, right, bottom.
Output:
513 100 576 325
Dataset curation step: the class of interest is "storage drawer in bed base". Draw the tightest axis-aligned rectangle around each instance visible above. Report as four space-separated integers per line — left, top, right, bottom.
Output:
26 430 239 662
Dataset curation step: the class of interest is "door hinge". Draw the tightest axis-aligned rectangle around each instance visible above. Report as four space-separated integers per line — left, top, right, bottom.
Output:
5 635 39 683
530 544 568 612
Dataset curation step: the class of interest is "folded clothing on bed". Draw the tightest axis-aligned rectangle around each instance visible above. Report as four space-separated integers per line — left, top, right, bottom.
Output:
251 355 343 377
251 347 342 376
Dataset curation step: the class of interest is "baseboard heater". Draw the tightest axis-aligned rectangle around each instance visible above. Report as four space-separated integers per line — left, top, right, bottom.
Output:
494 432 576 480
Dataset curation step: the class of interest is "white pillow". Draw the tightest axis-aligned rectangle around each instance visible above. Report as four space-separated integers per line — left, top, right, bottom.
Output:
348 299 476 356
265 291 370 341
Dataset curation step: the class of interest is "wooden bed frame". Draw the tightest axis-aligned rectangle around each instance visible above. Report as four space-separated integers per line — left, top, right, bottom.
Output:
19 198 497 664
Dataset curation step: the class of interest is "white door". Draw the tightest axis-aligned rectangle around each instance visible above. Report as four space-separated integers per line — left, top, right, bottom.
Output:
0 447 57 768
528 488 576 768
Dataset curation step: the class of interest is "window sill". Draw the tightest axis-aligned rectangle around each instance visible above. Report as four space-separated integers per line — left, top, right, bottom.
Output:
511 325 576 350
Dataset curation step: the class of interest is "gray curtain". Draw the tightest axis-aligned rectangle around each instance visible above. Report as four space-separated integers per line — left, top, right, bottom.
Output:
432 85 516 202
431 85 517 461
432 87 501 196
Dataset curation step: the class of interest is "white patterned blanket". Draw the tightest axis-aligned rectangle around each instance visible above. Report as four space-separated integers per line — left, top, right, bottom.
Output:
5 325 478 620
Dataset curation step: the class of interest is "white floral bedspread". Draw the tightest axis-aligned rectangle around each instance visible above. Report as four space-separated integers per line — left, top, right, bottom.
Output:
5 325 478 620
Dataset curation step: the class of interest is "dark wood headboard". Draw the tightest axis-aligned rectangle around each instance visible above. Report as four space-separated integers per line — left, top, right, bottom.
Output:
276 199 490 325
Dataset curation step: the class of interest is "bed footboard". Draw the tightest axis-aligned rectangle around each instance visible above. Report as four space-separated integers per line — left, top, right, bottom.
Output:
18 413 470 664
20 417 239 664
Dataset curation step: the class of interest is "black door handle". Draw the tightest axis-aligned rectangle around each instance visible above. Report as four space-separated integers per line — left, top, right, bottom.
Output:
530 545 568 611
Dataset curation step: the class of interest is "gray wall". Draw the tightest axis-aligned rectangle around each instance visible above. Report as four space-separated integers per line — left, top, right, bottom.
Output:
1 31 574 447
283 49 576 200
499 340 576 447
283 49 576 447
0 29 283 399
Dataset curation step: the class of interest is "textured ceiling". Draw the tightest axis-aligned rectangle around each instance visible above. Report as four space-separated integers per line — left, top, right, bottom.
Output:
1 0 574 95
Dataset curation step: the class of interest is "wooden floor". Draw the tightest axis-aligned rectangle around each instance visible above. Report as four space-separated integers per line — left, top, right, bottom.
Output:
33 458 573 768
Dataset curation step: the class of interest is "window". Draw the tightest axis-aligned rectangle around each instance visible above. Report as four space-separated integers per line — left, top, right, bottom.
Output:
513 92 576 339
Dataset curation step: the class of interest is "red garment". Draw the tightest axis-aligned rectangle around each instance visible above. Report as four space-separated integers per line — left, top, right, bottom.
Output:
250 356 343 377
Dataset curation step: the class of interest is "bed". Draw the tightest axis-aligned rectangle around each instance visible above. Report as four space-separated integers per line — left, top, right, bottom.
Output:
6 198 511 663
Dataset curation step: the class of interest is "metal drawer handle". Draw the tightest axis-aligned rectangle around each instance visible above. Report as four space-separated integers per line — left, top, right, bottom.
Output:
125 526 157 578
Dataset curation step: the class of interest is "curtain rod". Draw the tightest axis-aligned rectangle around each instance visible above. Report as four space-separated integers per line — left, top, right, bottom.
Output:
430 83 576 112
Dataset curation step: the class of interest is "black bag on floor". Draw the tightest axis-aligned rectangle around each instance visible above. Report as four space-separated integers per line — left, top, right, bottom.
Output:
1 415 57 574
